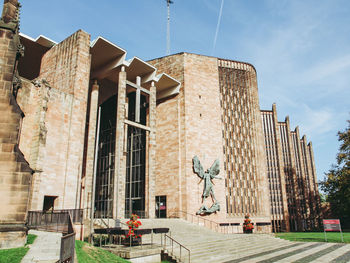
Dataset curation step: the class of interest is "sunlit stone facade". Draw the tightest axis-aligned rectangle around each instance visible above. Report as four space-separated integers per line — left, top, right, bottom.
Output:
0 1 323 244
261 105 322 232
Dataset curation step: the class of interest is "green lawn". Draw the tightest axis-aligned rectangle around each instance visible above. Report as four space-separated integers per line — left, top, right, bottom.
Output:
0 234 37 263
75 240 130 263
26 234 37 245
275 232 350 243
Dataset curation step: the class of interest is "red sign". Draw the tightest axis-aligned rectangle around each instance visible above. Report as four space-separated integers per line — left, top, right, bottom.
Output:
323 219 341 231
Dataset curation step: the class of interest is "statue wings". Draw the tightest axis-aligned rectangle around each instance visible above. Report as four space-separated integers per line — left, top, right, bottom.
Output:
193 156 220 179
209 159 220 178
192 156 204 179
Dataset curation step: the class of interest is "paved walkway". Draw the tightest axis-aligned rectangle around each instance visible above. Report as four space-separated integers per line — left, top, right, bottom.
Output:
21 230 61 263
139 219 350 263
24 219 350 262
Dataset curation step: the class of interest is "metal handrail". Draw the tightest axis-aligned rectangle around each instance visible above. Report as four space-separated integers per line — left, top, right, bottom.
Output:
170 210 224 233
99 218 110 228
124 210 149 219
94 217 128 229
120 221 128 227
164 234 190 263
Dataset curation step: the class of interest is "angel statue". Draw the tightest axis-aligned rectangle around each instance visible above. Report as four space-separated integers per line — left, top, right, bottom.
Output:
192 155 222 215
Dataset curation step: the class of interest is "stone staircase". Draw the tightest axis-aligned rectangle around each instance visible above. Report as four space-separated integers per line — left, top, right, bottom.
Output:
138 219 350 263
0 88 32 228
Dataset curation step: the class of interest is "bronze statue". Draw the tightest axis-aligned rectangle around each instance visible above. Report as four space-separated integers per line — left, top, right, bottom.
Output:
196 202 220 215
192 155 221 215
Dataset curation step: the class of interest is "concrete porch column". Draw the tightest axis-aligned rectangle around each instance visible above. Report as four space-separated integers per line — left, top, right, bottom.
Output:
148 81 157 218
114 67 127 219
83 80 99 219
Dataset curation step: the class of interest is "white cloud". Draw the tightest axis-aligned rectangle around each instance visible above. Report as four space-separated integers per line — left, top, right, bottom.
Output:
298 54 350 85
296 106 336 138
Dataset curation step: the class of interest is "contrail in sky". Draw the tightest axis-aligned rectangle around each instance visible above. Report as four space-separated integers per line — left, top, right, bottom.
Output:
212 0 224 55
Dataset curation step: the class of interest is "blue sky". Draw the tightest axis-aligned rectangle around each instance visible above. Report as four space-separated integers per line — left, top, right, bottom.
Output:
21 0 350 183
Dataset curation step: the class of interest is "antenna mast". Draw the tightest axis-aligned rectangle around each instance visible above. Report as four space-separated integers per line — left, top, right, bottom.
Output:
166 0 173 55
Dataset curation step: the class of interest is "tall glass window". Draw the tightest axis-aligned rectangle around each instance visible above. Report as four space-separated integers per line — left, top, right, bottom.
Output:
125 92 147 218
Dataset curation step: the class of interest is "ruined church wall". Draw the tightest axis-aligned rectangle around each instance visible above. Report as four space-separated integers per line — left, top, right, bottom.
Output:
18 30 91 210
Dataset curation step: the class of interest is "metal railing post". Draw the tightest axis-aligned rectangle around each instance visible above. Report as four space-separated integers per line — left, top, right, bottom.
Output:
180 245 182 261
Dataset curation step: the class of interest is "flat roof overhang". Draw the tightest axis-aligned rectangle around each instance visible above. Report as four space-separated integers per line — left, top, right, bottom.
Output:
90 36 180 100
18 33 57 80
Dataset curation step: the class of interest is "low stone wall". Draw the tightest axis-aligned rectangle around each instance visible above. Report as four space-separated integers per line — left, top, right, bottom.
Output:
0 225 27 249
105 245 162 263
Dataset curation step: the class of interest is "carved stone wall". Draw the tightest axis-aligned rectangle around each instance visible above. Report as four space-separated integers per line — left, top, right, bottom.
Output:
0 0 32 248
17 30 91 210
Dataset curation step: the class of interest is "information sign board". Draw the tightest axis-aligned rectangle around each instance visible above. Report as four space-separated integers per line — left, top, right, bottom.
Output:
323 219 343 242
323 219 341 231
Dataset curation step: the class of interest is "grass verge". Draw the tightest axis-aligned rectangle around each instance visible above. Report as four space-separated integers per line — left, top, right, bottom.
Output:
75 240 130 263
275 232 350 243
0 234 38 263
26 234 37 245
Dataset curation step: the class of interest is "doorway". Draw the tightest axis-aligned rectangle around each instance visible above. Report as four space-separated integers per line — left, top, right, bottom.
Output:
155 196 167 218
43 196 57 212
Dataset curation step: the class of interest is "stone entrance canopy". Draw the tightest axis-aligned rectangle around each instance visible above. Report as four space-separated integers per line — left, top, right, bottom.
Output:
84 36 181 223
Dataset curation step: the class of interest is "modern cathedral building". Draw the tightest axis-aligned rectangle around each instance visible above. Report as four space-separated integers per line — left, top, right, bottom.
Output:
0 1 321 248
261 106 322 232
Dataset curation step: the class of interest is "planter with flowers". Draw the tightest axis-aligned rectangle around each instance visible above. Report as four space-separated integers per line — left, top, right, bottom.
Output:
122 214 142 246
243 214 254 234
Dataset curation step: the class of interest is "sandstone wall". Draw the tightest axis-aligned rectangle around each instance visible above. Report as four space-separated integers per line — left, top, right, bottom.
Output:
150 54 272 231
149 54 185 216
149 53 226 221
0 26 32 247
182 54 226 221
18 30 91 210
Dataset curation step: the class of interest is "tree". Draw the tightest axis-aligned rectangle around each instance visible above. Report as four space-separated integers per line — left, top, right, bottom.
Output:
320 120 350 228
319 193 327 203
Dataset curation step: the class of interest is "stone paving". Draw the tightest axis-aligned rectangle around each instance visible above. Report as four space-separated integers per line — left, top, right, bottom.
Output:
21 230 61 263
139 219 350 263
21 220 350 262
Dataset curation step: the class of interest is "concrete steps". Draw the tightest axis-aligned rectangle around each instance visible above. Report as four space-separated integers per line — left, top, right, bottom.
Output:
136 219 350 263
